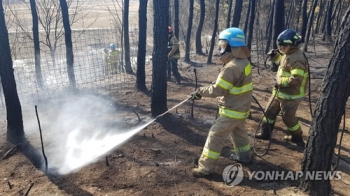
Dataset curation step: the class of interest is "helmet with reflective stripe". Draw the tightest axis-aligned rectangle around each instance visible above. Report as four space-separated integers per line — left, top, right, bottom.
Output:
277 29 302 46
110 43 115 49
218 27 246 47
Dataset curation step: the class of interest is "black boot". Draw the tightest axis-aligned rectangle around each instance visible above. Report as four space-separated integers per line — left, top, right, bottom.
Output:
284 134 305 147
255 123 274 140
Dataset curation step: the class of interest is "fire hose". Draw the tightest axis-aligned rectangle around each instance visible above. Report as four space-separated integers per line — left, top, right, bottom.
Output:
154 97 191 120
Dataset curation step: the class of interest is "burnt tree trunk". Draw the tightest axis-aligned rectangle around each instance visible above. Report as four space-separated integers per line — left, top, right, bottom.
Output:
195 0 205 55
265 0 275 52
300 0 308 41
246 0 256 50
0 0 24 143
30 0 43 88
206 0 219 64
226 0 232 28
136 0 148 92
303 0 319 52
231 0 243 27
60 0 76 90
272 0 284 49
151 0 169 117
123 0 134 74
324 0 335 41
299 7 350 196
174 0 179 39
184 0 194 62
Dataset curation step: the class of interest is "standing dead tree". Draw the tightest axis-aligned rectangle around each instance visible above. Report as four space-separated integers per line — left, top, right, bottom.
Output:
299 6 350 196
0 0 24 144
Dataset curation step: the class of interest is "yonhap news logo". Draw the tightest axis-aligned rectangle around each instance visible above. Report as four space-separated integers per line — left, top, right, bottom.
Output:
222 163 244 186
222 164 342 186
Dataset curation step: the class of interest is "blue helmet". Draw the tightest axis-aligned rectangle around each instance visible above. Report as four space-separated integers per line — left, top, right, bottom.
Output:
277 29 302 46
110 43 115 49
218 27 246 47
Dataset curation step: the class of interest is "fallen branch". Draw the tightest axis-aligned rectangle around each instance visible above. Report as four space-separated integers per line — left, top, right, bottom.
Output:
24 183 34 196
7 180 12 189
2 145 18 160
132 108 141 122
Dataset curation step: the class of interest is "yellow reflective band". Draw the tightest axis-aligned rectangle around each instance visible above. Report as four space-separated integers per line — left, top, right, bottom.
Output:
288 122 301 131
283 40 293 44
202 147 220 160
237 34 245 39
291 69 307 77
216 77 233 90
277 68 292 77
219 107 250 119
280 77 289 87
273 54 282 64
273 89 305 100
245 63 252 76
229 82 253 95
234 144 251 153
263 116 275 124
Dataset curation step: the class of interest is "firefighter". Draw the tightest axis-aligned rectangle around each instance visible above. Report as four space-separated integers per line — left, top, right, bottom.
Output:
255 29 308 146
167 26 182 84
108 43 123 74
190 27 253 177
103 48 109 75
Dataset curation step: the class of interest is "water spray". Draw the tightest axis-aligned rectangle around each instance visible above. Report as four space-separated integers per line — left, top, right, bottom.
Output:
51 97 191 175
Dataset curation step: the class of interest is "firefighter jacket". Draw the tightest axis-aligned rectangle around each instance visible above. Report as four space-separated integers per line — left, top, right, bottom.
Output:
167 35 180 59
109 49 119 64
198 52 253 119
273 48 308 100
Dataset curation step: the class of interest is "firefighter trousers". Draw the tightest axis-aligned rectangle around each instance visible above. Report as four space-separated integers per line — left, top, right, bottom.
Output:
167 59 181 82
197 115 251 174
264 96 302 137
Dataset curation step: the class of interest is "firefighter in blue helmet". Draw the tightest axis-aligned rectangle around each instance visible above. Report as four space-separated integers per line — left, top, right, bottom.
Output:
255 29 308 146
190 27 253 177
107 43 123 74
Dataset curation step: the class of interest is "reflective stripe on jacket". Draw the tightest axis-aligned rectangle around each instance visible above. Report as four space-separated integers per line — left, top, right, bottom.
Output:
198 56 253 119
109 50 119 63
274 49 308 100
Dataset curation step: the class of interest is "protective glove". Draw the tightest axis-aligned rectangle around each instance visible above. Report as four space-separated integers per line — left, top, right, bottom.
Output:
190 90 202 100
167 53 172 59
267 49 279 60
270 62 278 72
274 80 279 89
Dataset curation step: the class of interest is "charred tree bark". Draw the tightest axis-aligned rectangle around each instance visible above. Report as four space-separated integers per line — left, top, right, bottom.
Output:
243 0 250 33
123 0 134 74
195 0 205 55
184 0 194 62
272 0 284 49
300 0 308 41
206 0 219 64
246 0 256 50
231 0 243 27
60 0 76 90
136 0 148 93
265 0 275 52
151 0 169 117
323 0 334 41
174 0 179 39
0 0 24 143
226 0 233 28
303 0 319 52
30 0 43 89
299 7 350 195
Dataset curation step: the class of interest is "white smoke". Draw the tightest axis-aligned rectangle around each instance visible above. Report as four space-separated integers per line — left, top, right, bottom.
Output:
23 94 153 175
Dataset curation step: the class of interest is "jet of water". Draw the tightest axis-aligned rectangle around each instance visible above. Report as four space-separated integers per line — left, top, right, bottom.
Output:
53 118 156 175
